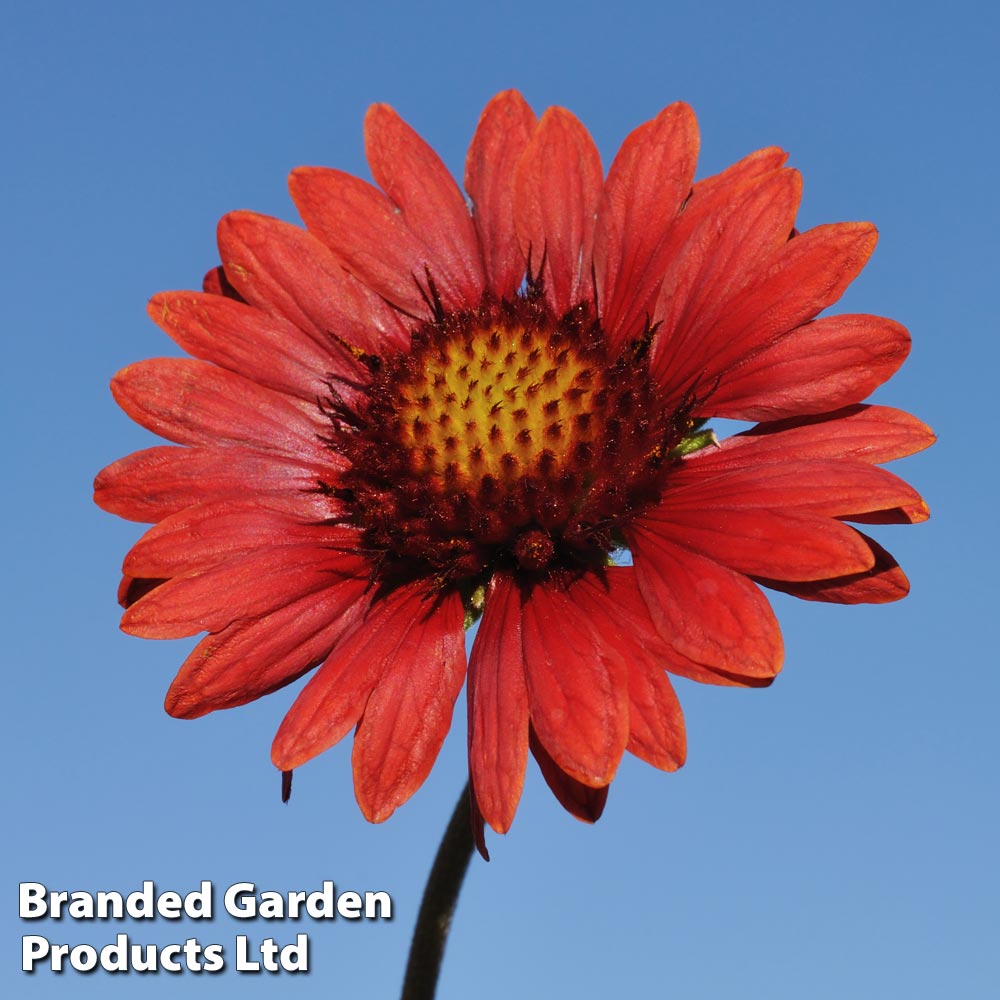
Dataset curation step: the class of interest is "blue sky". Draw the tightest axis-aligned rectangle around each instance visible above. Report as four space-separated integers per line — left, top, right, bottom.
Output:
4 0 997 996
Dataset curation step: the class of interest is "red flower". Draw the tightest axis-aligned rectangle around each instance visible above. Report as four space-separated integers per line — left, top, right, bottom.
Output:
95 91 932 848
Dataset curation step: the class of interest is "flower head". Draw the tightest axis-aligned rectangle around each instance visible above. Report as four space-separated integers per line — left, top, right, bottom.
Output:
96 91 932 850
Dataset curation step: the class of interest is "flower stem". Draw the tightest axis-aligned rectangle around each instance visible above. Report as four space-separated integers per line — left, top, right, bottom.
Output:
401 782 474 1000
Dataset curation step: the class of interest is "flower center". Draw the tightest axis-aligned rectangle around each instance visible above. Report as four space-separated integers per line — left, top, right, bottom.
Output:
329 295 675 587
396 313 603 489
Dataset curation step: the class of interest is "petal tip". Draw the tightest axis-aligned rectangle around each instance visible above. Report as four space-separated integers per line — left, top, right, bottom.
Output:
356 792 398 825
164 685 210 720
364 102 397 132
270 735 298 773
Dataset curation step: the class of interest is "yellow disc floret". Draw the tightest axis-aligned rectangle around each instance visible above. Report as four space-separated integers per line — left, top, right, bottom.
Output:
397 323 600 488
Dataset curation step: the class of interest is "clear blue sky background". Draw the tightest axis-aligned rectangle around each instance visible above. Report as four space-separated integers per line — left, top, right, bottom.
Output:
4 1 997 996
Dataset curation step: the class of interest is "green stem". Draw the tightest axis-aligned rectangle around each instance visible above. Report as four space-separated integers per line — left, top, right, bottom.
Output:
400 782 474 1000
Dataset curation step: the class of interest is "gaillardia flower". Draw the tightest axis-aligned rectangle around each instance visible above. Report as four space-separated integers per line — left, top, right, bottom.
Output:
96 91 932 847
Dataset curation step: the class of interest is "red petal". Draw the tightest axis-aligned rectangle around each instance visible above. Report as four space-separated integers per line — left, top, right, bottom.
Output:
118 575 165 609
692 146 789 199
148 291 345 402
217 210 410 355
529 728 608 823
649 168 802 390
366 103 484 304
709 314 911 420
352 588 467 822
520 580 629 788
202 265 244 300
656 222 877 404
575 566 760 688
272 582 442 771
122 501 352 578
565 570 686 770
111 358 328 460
121 543 363 639
758 533 910 605
94 446 339 523
628 523 784 684
468 785 490 861
290 167 461 316
464 90 537 298
165 577 371 718
690 405 936 470
647 505 876 581
513 107 603 315
623 658 686 772
467 572 529 834
668 458 929 522
594 102 699 346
